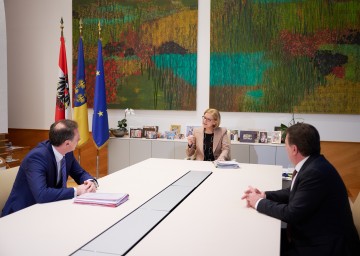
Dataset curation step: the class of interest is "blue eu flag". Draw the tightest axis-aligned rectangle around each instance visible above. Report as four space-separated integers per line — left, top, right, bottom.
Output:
92 39 109 149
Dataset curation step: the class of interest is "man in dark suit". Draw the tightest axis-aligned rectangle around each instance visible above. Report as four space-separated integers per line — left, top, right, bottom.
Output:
1 119 97 217
241 123 360 255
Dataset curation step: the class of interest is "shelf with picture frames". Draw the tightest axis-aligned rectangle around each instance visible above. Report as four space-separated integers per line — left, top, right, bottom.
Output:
108 137 291 174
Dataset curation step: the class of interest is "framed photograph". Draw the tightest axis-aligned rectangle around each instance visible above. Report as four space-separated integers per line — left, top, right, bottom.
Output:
146 131 158 139
130 128 142 138
175 133 185 140
186 126 201 137
142 126 158 138
271 131 282 144
186 126 194 137
230 130 239 141
170 124 181 135
259 132 268 143
239 130 258 143
165 131 176 140
274 126 285 143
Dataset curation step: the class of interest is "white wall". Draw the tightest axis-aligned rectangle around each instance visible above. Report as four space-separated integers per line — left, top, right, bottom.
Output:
5 0 360 142
0 0 8 133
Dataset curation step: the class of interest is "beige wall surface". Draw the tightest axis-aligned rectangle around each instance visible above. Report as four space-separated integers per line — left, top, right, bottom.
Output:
4 0 360 142
0 0 8 133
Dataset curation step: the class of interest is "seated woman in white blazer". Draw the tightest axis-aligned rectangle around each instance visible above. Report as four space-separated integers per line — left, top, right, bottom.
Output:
186 108 231 161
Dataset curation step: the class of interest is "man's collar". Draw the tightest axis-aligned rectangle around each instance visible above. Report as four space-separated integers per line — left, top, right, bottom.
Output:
52 145 64 162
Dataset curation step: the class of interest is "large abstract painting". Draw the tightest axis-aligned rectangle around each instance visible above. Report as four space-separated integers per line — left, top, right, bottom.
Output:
210 0 360 114
72 0 198 110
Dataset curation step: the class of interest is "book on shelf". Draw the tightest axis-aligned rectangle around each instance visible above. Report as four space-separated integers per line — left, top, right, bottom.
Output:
74 192 129 208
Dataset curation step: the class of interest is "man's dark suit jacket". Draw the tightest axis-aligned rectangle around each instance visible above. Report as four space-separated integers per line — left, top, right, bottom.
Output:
257 154 360 256
1 140 93 217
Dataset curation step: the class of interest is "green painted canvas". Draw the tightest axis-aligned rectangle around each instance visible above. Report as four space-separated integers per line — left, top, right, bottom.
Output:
72 0 198 110
210 0 360 114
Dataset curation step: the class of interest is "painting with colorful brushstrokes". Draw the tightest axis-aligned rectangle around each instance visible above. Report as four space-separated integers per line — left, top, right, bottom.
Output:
210 0 360 114
72 0 198 110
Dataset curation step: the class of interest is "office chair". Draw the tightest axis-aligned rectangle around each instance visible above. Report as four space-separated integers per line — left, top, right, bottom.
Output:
0 166 19 212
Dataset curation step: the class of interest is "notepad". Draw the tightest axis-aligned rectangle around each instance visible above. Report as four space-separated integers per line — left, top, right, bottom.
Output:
214 160 240 169
74 192 129 207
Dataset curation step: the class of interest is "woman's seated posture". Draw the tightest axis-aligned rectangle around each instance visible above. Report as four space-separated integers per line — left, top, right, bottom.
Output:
186 108 230 161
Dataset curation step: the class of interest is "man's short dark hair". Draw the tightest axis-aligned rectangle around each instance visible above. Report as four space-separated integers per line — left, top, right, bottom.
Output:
49 119 78 146
286 123 321 156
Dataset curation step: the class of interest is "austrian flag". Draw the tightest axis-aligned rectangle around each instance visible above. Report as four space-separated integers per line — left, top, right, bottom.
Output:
55 35 71 121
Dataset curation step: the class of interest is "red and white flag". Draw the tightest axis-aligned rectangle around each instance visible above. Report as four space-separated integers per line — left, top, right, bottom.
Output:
55 35 71 121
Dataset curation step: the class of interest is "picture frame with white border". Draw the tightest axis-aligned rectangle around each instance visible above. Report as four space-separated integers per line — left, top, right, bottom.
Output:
271 131 282 144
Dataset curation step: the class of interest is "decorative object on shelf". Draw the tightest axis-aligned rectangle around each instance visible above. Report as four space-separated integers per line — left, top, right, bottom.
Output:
146 131 158 139
186 126 195 137
165 131 176 140
109 128 125 137
239 130 258 143
271 131 282 144
142 126 158 138
276 113 305 143
175 134 185 139
117 108 135 132
259 132 268 143
130 128 142 138
230 130 239 141
110 108 135 137
170 124 181 135
185 125 201 137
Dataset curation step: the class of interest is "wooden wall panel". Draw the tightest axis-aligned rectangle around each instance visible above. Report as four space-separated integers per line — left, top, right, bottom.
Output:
321 141 360 201
7 128 108 179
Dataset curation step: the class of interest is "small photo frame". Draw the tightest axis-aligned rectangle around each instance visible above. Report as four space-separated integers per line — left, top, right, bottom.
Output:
170 124 181 135
230 130 239 141
146 131 158 139
186 126 198 137
239 130 258 143
271 131 282 144
186 126 194 137
259 132 268 143
274 126 285 143
142 126 158 138
165 131 176 140
130 128 142 138
175 133 185 140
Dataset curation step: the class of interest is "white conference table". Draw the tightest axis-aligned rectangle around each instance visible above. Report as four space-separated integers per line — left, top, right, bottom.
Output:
0 158 282 256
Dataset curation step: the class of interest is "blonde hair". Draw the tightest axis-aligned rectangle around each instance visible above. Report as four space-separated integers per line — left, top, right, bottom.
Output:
204 108 221 128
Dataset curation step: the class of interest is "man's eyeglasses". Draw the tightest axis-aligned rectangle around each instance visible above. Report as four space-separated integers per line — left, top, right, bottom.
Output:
202 116 213 122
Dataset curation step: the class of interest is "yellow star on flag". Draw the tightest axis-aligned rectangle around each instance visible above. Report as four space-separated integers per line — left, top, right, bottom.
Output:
97 111 103 117
96 70 100 76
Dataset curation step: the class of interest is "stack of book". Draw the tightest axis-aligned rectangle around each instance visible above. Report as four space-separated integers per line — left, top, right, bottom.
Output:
74 192 129 208
214 160 240 169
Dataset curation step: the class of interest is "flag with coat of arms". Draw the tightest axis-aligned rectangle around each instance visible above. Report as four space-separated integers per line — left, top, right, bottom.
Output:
55 18 71 121
73 36 90 148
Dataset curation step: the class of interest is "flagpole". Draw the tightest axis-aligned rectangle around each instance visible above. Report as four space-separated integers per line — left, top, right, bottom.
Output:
96 149 99 179
78 148 81 164
95 20 102 180
92 20 108 179
60 17 63 37
79 18 83 37
77 18 83 166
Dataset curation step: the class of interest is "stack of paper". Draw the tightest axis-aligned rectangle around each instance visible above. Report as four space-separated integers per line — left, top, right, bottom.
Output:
214 160 240 169
74 192 129 207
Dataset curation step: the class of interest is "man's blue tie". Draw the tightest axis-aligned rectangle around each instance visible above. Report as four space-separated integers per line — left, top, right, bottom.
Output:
61 157 67 188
